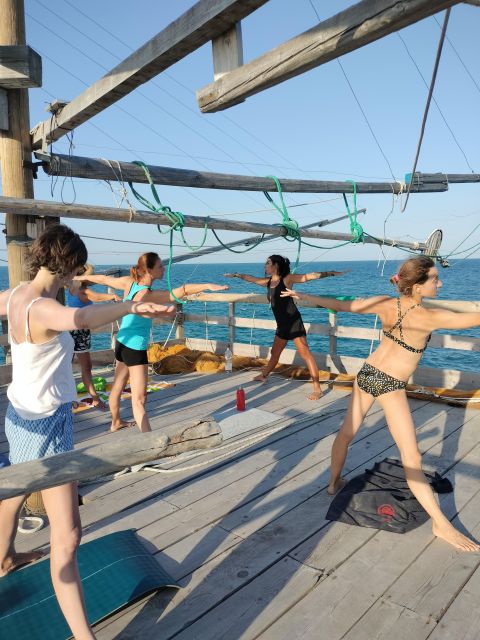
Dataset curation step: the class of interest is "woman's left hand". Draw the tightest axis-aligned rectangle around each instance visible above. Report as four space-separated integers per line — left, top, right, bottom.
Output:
280 287 300 300
132 302 176 317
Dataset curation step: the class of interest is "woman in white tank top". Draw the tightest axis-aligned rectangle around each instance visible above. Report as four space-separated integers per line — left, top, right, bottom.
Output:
0 225 175 640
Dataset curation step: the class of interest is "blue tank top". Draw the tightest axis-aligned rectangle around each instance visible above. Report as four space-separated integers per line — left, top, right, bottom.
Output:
66 288 92 309
116 282 152 351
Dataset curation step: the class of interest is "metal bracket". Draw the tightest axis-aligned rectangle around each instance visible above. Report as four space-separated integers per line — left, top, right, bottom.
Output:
22 160 44 179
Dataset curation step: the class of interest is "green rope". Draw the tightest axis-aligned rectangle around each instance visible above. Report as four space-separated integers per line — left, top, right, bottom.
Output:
263 175 301 272
211 229 266 253
343 180 364 243
128 161 211 304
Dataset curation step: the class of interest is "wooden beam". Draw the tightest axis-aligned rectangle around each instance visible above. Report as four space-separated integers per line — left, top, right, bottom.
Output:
38 153 448 194
0 418 222 499
0 44 41 88
213 22 243 80
29 0 269 150
197 0 461 112
463 1 480 6
0 87 7 129
170 210 366 264
0 194 426 251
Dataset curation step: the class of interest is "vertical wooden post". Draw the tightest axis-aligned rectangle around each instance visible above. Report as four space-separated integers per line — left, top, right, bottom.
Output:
228 302 235 351
0 0 48 287
175 303 185 340
212 23 243 81
328 311 337 356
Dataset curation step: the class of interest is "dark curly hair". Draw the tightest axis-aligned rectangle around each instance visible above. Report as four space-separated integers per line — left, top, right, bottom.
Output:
26 224 87 279
269 254 291 277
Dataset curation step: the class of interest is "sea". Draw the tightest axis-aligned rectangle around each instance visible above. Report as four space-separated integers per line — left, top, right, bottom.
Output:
1 260 479 372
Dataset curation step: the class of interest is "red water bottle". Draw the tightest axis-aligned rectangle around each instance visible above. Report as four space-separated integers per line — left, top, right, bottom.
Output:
236 386 246 411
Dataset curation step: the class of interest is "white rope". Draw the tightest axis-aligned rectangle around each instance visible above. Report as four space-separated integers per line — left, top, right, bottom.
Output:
140 408 344 474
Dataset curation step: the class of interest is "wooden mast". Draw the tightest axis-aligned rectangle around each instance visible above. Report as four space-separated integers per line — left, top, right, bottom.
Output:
0 0 35 286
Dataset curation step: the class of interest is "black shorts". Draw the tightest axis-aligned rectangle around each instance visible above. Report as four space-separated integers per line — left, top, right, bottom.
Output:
114 340 149 366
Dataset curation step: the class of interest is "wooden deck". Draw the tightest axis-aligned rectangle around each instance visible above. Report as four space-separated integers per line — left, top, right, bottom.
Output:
3 369 480 639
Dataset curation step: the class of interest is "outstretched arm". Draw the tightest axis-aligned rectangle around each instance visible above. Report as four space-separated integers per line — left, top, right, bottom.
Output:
224 272 269 287
32 298 175 332
75 273 130 291
427 308 480 331
281 288 391 314
84 288 122 303
285 270 349 285
143 283 229 304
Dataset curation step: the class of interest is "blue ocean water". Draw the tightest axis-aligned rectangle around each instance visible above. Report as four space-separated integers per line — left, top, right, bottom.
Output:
0 260 479 372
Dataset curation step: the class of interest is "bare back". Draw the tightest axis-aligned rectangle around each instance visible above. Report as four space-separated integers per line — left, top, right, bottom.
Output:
8 285 59 346
368 298 432 380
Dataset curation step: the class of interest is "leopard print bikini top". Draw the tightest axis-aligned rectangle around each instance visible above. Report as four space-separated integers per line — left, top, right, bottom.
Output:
383 299 430 354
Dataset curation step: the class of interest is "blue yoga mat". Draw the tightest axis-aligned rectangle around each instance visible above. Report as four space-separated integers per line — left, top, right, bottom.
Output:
0 529 178 639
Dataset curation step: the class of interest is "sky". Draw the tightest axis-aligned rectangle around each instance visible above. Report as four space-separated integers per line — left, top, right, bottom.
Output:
1 1 480 266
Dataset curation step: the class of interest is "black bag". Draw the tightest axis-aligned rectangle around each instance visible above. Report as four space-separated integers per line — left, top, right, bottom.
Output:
326 458 452 534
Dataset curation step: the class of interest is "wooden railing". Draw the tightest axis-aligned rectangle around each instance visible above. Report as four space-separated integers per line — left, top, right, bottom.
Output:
1 292 479 388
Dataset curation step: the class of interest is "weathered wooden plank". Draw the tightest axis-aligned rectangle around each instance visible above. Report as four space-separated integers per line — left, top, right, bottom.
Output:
197 0 461 112
93 403 469 639
29 0 269 148
0 87 7 130
0 194 426 249
0 44 41 88
427 564 480 640
0 419 222 498
259 444 480 640
171 557 321 640
39 152 440 196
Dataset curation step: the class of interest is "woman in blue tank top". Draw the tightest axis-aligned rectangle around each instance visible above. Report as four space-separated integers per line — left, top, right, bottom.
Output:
80 252 228 433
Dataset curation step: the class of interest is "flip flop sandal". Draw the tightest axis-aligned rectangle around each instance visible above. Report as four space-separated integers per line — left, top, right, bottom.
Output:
18 516 44 534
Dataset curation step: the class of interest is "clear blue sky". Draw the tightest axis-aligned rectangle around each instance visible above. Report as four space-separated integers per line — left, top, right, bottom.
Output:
2 1 480 266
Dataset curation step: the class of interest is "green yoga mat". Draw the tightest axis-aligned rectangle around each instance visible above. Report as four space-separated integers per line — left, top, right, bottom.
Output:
0 529 179 640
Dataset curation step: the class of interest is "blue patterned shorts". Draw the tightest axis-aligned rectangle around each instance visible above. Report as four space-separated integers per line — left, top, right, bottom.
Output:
5 402 74 465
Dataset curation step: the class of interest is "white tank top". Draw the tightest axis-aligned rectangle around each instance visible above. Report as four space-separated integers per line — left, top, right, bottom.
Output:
7 286 77 420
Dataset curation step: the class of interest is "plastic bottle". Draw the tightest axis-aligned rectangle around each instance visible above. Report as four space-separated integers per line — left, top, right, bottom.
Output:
224 345 233 373
236 386 246 411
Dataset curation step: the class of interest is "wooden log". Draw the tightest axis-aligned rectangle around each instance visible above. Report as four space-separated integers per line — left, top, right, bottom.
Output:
0 87 7 130
0 44 41 88
29 0 269 149
197 0 460 112
0 418 222 500
0 0 47 287
0 194 426 250
37 152 446 194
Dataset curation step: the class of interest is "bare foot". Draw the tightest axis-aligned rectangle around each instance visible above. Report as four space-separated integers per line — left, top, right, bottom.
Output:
432 521 480 552
307 388 323 401
253 373 268 383
0 550 45 576
327 478 347 496
110 421 136 433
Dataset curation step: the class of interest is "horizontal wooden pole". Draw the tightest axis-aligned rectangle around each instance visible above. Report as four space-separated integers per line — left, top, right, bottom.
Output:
38 153 448 194
197 0 460 112
0 419 222 499
0 195 425 250
30 0 268 149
